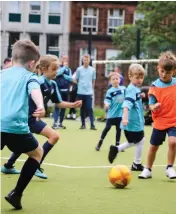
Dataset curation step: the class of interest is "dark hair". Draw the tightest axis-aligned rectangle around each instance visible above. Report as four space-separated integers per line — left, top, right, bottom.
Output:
12 39 40 64
4 57 11 64
159 51 176 72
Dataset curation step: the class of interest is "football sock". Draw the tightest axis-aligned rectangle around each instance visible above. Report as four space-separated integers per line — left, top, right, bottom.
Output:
14 158 39 196
118 142 134 152
5 153 21 168
134 137 145 164
40 141 53 164
166 165 173 169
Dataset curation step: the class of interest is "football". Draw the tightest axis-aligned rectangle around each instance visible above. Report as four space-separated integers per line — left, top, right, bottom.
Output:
109 165 132 188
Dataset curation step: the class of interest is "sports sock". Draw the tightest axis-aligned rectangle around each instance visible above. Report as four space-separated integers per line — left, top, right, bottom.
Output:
40 141 53 164
14 158 39 196
5 153 21 168
134 137 145 164
118 142 134 152
166 165 173 169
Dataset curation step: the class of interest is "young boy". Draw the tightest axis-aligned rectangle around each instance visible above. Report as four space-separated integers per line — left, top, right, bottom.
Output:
139 51 176 179
1 55 82 179
95 73 125 151
108 64 145 171
1 40 45 209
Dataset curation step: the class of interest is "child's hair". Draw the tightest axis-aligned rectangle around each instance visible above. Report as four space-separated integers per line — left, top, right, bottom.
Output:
158 51 176 72
128 64 145 78
39 55 59 70
109 72 120 80
12 40 40 64
4 57 11 64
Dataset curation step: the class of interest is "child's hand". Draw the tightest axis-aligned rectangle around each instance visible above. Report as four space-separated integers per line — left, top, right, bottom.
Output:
32 108 45 120
122 119 128 126
74 100 82 108
141 92 145 98
104 103 109 110
153 103 161 111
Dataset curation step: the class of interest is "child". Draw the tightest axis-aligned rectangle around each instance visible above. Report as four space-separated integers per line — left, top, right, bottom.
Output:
95 73 125 151
108 64 145 171
53 54 73 129
139 51 176 179
1 55 82 179
1 39 44 209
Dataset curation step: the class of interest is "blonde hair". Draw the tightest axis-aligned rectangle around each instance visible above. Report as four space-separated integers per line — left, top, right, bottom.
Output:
128 64 145 78
158 51 176 72
109 72 120 80
39 55 59 70
12 39 40 64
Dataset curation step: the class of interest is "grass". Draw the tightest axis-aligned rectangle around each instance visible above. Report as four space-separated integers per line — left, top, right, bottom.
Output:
1 119 175 214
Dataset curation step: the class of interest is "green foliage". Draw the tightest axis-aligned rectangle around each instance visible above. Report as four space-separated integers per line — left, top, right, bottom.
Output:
113 1 176 59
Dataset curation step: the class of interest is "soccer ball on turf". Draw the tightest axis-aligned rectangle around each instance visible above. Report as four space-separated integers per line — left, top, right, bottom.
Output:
109 165 132 188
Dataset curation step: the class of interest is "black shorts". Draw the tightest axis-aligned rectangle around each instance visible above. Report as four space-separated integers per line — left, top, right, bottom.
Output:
1 132 39 153
29 119 47 134
106 118 122 127
124 130 144 144
150 127 176 146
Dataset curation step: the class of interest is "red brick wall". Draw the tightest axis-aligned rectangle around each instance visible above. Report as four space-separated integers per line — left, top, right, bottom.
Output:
69 2 137 106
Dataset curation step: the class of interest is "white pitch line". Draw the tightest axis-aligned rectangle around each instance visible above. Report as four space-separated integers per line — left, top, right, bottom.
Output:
1 157 175 169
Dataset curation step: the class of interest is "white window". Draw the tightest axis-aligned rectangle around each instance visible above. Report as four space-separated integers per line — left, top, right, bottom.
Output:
79 48 97 66
108 9 125 34
82 8 98 34
29 1 41 14
105 49 122 77
133 12 145 24
49 1 60 14
8 1 20 13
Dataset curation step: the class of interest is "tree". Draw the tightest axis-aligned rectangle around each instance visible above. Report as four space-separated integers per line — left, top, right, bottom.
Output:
113 1 176 59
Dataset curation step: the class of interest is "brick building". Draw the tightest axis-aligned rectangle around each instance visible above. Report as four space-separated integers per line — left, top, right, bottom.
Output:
69 1 138 107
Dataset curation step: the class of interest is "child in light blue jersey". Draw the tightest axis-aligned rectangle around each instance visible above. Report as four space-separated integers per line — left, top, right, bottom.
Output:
1 40 44 209
108 64 145 171
95 73 125 151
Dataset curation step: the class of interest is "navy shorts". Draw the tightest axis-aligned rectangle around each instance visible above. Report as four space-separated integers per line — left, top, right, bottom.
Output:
29 119 47 134
124 130 144 144
150 127 176 146
1 132 38 153
106 118 122 127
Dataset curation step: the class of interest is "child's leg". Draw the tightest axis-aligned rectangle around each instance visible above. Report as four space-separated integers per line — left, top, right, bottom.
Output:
96 120 111 150
146 145 159 169
134 137 145 164
167 136 176 166
1 153 21 174
53 105 60 124
115 119 122 145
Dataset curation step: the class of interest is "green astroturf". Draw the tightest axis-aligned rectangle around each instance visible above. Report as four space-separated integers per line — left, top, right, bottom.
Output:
1 119 175 214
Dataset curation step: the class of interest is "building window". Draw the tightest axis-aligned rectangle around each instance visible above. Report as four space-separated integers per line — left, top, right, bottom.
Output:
48 1 61 25
30 34 40 46
105 49 122 77
79 48 97 66
8 32 20 57
8 1 21 22
82 8 98 34
133 12 144 24
108 9 125 34
29 1 41 23
47 35 59 57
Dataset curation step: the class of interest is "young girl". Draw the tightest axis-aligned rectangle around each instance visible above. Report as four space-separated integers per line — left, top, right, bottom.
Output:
2 55 82 179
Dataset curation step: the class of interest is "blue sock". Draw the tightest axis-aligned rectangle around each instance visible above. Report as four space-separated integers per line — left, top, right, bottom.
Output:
40 141 53 164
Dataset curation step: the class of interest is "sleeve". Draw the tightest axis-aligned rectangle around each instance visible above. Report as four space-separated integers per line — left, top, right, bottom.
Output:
50 81 62 103
63 68 73 82
56 67 66 76
122 88 136 110
76 68 79 80
92 68 96 80
149 94 157 105
104 90 112 105
27 75 40 95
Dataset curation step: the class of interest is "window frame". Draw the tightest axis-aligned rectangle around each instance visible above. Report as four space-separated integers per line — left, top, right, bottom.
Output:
107 9 125 35
81 8 99 35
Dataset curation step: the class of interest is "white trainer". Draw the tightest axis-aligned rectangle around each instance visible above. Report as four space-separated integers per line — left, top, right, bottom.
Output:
138 168 152 179
166 167 176 179
72 114 76 119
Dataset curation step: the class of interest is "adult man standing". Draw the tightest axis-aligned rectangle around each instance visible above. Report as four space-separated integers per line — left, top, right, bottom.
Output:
75 54 97 130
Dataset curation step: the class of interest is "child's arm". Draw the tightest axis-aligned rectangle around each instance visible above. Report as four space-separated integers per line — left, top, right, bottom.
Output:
56 66 67 76
149 94 161 112
56 100 82 109
104 102 110 110
122 107 129 126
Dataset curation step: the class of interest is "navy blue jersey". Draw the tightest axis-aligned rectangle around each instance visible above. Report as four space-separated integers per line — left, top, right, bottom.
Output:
28 75 62 122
